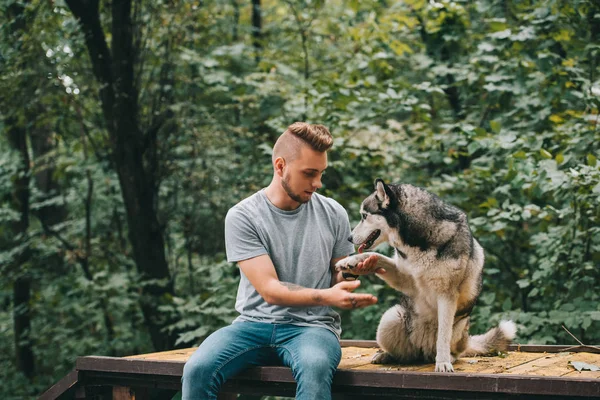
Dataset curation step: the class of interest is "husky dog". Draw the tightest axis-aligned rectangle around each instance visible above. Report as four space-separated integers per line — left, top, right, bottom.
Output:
335 179 516 372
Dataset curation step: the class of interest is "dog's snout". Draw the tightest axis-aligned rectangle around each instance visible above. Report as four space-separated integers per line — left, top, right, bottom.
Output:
347 235 353 243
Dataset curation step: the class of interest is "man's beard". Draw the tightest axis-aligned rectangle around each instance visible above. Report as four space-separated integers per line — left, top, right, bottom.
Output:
281 174 309 204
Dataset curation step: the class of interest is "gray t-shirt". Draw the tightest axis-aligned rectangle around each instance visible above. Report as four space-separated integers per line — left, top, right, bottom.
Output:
224 189 355 338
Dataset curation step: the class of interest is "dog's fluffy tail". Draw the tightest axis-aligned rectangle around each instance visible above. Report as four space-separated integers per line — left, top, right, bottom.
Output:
462 320 517 357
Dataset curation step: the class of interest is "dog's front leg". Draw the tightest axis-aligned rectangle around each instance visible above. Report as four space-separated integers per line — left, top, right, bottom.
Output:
435 296 458 373
374 255 416 297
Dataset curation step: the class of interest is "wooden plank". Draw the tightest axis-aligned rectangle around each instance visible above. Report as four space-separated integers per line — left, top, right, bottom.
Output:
119 343 600 363
456 352 550 374
564 370 600 379
527 352 600 378
352 363 432 372
89 347 600 380
112 386 133 400
556 352 600 379
509 344 600 354
77 356 185 376
75 348 600 398
76 359 600 398
80 370 182 391
341 349 551 375
38 370 80 400
504 352 571 376
338 346 380 369
328 369 600 397
125 348 197 360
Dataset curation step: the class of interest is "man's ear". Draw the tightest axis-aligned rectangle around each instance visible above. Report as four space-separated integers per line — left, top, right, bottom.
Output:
374 178 396 209
274 157 285 177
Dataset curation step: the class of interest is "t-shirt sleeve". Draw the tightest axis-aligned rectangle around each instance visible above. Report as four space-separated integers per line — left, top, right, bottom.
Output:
332 203 356 259
225 207 268 263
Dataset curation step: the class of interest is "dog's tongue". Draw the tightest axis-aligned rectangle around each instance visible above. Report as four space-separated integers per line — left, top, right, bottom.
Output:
358 244 366 254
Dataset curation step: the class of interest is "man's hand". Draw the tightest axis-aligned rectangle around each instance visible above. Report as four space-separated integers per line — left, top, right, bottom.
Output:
324 280 378 310
335 253 386 276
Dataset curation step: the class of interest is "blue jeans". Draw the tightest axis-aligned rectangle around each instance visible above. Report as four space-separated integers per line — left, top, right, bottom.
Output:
181 321 342 400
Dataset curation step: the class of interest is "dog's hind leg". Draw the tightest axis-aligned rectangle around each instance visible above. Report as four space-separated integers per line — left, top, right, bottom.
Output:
373 299 419 364
434 296 458 372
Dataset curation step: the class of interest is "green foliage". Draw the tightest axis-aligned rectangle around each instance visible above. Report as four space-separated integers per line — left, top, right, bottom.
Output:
0 0 599 398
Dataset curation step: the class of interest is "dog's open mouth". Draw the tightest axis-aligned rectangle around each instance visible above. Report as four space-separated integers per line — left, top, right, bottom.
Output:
358 230 381 253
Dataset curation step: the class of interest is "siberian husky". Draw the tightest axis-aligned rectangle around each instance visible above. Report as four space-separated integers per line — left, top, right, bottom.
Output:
336 179 516 372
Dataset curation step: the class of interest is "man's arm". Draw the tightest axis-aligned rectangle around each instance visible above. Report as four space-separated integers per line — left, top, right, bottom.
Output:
238 254 377 310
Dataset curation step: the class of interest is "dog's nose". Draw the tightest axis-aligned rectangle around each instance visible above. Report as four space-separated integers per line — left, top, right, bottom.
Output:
347 235 353 243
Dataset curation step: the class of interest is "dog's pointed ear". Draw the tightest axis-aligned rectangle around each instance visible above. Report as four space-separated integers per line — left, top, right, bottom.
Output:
374 178 396 209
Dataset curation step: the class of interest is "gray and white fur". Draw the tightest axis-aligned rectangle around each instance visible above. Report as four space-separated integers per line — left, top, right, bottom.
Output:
335 179 516 372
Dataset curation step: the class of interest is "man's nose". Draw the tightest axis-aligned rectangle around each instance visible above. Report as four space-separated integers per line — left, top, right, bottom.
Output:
313 176 323 189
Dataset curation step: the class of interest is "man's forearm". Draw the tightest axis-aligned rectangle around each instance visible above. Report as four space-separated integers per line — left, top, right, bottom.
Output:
262 280 330 307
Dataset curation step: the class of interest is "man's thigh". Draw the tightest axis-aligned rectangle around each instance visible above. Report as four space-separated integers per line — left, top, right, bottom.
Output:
183 322 278 381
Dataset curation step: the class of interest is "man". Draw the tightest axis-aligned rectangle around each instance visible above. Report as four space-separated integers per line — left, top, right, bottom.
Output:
182 122 379 399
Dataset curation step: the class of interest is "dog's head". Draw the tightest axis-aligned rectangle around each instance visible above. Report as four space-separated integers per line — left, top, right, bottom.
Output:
348 178 398 252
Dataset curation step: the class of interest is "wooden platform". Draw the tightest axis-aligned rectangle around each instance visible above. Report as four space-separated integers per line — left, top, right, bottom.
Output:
40 341 600 399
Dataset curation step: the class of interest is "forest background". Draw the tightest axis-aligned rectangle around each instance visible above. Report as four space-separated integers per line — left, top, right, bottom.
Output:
1 0 599 398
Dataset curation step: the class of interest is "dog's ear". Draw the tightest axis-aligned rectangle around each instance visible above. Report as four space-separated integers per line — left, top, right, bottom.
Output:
374 178 396 209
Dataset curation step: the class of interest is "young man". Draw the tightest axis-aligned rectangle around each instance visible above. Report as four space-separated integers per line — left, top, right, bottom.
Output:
181 122 379 399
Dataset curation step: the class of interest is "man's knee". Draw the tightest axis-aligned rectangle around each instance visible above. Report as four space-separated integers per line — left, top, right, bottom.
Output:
182 355 219 388
296 350 340 378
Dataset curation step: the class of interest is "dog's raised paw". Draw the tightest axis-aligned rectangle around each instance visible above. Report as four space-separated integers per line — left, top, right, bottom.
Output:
335 253 371 272
435 362 454 373
334 257 356 271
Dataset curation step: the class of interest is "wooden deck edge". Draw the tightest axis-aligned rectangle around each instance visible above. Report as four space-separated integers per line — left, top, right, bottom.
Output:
38 370 79 400
75 356 600 397
233 365 600 396
76 356 185 376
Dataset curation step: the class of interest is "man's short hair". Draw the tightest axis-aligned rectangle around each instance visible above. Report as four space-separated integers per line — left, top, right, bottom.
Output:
286 122 333 152
272 122 333 164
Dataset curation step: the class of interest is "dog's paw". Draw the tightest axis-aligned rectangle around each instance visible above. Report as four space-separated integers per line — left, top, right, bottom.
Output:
335 254 367 271
371 350 396 365
335 253 377 275
435 361 454 373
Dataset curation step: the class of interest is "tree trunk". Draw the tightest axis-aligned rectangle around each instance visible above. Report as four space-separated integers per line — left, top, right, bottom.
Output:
66 0 175 350
6 0 35 379
252 0 262 63
30 121 68 228
7 118 35 379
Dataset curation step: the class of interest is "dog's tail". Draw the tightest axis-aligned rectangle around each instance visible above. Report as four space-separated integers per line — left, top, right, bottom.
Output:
462 320 517 357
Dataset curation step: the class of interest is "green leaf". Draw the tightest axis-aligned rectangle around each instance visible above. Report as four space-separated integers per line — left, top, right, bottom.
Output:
516 279 530 289
502 297 512 311
540 149 552 159
467 141 480 155
474 127 486 136
490 120 501 133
